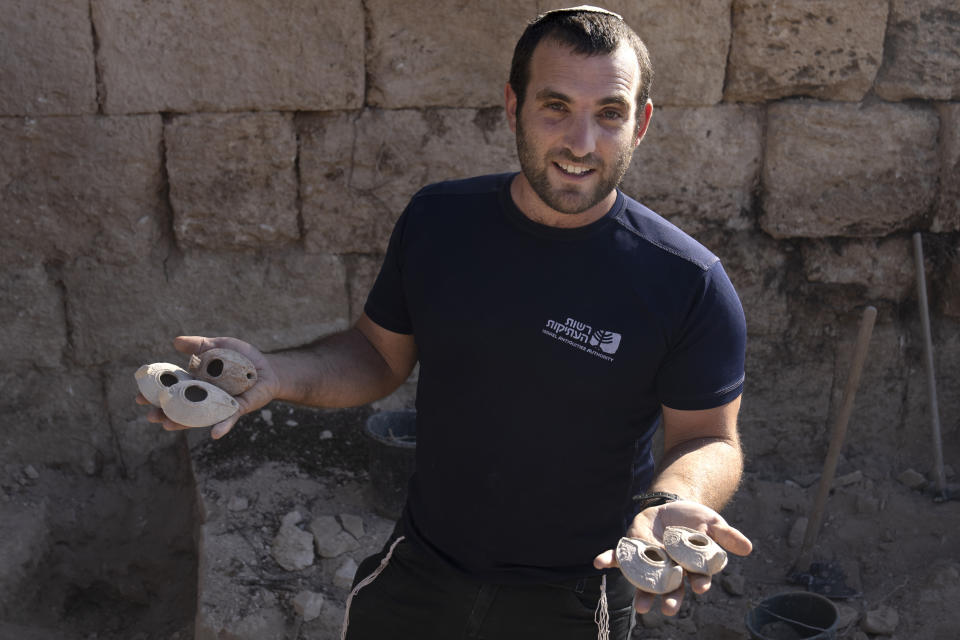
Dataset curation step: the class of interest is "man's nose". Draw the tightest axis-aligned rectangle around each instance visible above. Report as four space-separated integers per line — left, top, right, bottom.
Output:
563 113 597 159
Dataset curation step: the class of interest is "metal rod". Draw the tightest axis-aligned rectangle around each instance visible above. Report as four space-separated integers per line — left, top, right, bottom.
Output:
795 305 877 570
913 232 947 499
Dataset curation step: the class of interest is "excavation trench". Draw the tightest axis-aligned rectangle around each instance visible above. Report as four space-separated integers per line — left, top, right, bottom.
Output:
1 441 198 640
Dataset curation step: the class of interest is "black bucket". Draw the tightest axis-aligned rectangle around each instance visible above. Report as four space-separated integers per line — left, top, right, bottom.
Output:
745 591 839 639
363 410 416 519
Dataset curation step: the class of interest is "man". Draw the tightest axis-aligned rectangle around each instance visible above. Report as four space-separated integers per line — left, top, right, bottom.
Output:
141 7 752 639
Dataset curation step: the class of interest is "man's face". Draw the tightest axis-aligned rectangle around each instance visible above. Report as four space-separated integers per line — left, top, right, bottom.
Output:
508 39 649 217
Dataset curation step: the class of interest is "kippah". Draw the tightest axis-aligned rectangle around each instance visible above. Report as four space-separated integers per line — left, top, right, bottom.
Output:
537 5 624 21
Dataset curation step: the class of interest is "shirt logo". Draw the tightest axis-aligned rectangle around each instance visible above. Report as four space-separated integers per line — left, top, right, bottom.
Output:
543 316 622 361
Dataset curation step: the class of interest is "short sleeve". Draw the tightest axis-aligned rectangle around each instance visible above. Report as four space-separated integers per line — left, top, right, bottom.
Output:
655 261 746 410
363 208 414 334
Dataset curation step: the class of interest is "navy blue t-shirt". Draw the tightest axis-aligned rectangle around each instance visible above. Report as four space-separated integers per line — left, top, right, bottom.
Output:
365 173 745 582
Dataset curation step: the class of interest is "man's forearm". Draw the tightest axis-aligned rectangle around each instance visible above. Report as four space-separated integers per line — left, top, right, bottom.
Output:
267 327 412 409
649 436 744 511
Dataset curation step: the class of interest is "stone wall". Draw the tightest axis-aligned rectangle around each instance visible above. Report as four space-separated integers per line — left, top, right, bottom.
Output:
2 0 958 479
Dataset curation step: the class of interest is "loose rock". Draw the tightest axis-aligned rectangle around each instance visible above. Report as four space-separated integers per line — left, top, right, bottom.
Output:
862 605 899 635
271 511 315 571
334 557 358 589
788 516 808 548
897 468 927 490
292 590 325 621
311 515 360 558
721 573 745 596
340 514 365 539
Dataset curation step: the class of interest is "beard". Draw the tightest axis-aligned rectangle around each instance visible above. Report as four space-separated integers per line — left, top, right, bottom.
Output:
515 115 636 215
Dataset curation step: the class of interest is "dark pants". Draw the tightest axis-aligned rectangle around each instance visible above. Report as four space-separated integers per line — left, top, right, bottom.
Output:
344 535 635 640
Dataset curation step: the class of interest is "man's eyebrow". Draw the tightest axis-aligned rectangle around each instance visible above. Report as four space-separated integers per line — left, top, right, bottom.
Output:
534 88 631 108
534 89 572 103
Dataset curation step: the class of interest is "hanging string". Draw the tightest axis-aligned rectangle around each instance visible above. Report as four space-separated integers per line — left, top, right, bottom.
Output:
595 574 610 640
340 536 406 640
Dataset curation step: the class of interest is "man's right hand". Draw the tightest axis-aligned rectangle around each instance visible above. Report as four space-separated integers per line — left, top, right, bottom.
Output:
136 335 279 439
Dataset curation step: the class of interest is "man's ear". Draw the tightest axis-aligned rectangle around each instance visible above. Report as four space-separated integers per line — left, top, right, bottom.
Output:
505 82 518 134
635 100 653 147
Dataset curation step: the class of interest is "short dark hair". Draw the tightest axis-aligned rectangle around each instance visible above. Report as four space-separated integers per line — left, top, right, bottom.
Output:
508 7 653 110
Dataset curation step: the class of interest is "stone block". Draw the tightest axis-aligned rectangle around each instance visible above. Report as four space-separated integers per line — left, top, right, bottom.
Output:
344 254 383 323
0 115 164 267
0 368 111 472
612 0 731 106
935 103 960 233
725 0 887 102
0 264 66 368
91 0 364 113
366 0 536 108
300 108 518 254
875 0 960 101
802 237 915 301
761 101 939 238
65 251 349 366
698 230 789 337
623 105 762 233
166 113 299 251
0 1 97 115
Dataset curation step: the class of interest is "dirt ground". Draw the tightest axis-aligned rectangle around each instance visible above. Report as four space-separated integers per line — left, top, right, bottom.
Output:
2 403 958 639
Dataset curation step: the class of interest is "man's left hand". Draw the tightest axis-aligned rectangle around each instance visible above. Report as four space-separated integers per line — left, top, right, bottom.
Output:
592 500 753 616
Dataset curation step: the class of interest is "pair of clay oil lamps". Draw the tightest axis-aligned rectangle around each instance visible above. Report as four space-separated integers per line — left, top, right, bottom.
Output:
616 527 728 593
135 349 257 427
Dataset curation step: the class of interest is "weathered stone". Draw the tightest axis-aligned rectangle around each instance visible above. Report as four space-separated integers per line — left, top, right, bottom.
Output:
861 605 899 635
365 0 535 108
0 368 111 472
935 103 960 233
787 516 807 548
0 264 66 368
623 105 762 233
292 590 324 622
720 573 745 596
897 468 927 490
91 0 363 113
272 511 314 571
0 115 164 267
836 603 860 630
333 557 358 589
311 515 359 558
0 0 97 115
340 514 365 540
802 237 915 301
875 0 960 101
300 109 517 254
762 101 939 238
344 255 383 323
698 230 789 337
166 113 299 251
65 251 349 366
612 0 730 106
725 0 887 102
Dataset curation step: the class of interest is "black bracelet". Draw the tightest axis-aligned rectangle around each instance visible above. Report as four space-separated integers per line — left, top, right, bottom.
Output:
631 491 680 512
